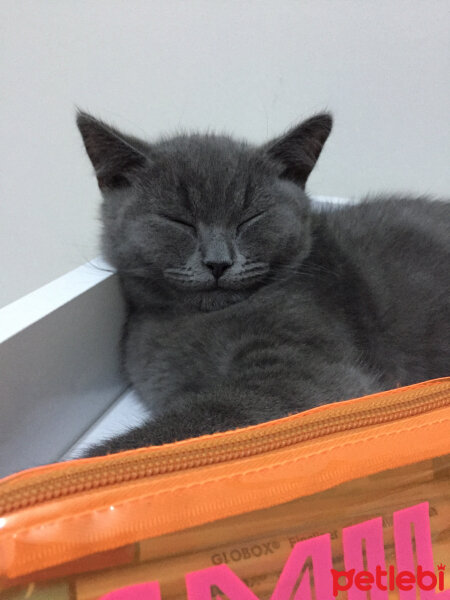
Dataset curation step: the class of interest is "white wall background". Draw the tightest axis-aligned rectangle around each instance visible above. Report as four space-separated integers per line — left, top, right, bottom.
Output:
1 0 449 308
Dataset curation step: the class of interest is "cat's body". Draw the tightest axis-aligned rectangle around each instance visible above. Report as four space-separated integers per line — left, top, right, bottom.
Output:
76 113 449 456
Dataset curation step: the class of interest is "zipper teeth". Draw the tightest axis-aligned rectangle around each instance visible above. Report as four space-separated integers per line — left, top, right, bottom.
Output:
0 390 448 516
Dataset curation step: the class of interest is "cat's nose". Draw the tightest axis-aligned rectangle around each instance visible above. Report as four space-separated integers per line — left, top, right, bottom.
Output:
204 260 232 279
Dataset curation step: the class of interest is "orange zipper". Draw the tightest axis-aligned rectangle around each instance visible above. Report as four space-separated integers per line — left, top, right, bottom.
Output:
1 379 449 517
1 378 449 580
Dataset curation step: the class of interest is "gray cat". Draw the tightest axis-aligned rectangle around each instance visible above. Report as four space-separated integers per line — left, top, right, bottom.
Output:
77 111 449 456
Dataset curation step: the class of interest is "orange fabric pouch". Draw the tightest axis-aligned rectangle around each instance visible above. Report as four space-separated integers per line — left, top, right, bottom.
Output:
0 378 449 600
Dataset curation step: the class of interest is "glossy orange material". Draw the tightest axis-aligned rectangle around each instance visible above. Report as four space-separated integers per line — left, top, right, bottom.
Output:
0 378 449 583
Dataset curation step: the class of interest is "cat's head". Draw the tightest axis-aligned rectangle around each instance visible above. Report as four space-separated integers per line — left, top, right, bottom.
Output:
77 111 332 311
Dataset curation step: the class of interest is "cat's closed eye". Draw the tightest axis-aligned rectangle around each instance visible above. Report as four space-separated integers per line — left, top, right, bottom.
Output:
159 214 196 233
237 211 266 233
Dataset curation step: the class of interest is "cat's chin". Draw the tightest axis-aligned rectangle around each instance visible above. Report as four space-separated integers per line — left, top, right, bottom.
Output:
193 289 250 312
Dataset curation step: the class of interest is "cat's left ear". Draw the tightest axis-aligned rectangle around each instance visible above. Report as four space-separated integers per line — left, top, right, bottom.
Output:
265 113 332 188
76 111 149 191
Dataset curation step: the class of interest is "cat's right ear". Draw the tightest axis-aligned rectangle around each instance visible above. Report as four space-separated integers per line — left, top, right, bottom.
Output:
76 111 148 191
265 113 333 188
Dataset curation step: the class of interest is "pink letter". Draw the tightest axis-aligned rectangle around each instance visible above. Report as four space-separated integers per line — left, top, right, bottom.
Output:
343 516 388 600
394 502 450 600
270 533 333 600
186 565 260 600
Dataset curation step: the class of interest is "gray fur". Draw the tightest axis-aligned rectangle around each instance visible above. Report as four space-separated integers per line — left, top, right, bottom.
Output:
76 111 449 456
